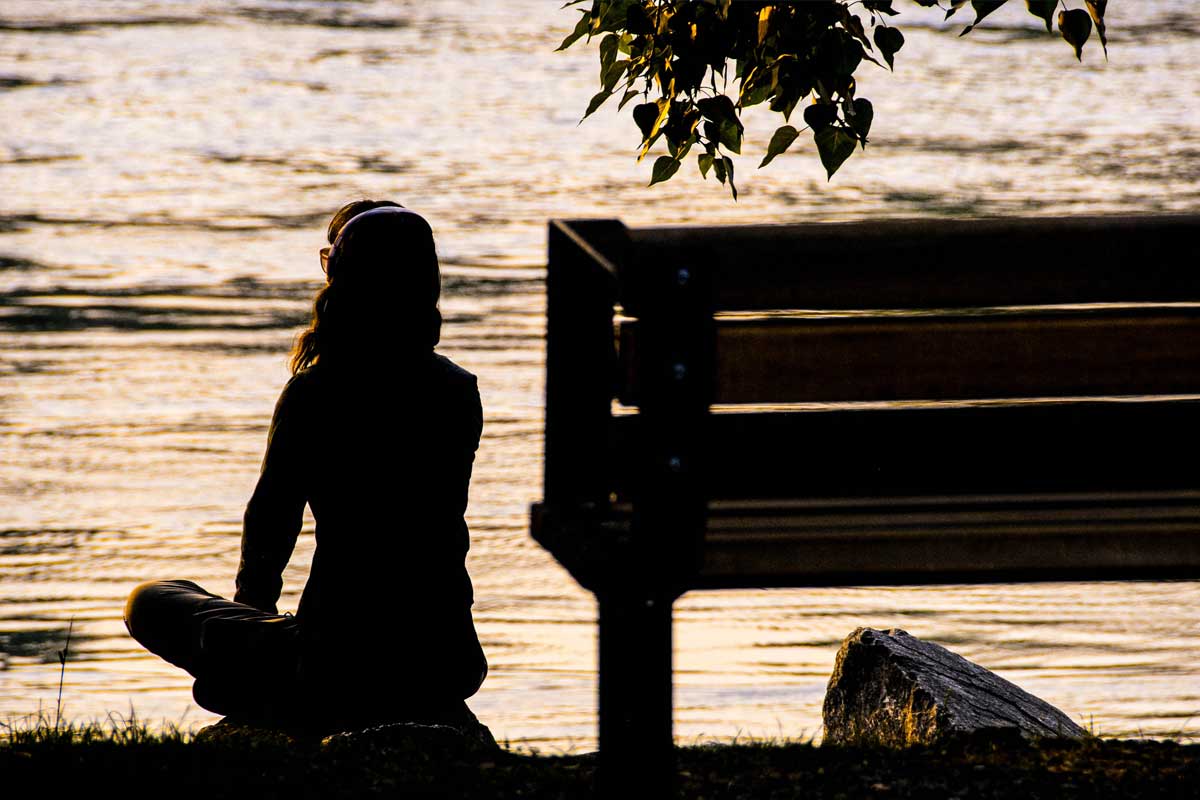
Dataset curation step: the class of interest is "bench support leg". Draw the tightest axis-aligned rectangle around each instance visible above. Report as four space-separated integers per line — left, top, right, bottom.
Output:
598 590 675 797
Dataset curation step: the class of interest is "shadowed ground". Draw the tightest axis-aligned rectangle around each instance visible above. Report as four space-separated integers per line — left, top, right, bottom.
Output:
1 722 1196 799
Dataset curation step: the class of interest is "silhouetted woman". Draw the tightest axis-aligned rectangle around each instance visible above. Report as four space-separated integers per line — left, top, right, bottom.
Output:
124 201 487 732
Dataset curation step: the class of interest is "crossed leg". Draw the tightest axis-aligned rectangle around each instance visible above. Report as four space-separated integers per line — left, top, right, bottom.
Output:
124 579 299 719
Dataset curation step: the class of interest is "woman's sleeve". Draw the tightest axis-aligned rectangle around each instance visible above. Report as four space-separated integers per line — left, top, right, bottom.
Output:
234 376 308 614
460 375 483 515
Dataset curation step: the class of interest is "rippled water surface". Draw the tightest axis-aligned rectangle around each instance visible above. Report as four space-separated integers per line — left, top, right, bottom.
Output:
2 1 1199 749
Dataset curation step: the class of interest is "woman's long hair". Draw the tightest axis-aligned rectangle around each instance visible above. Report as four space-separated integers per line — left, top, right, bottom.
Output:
291 200 442 374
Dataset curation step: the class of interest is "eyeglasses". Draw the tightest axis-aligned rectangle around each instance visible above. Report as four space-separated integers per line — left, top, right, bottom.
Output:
319 246 331 274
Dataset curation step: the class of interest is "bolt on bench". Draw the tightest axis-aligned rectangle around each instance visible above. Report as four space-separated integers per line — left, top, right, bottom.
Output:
530 215 1200 787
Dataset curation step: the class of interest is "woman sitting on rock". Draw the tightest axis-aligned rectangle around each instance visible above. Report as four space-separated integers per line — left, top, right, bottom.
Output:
124 200 488 734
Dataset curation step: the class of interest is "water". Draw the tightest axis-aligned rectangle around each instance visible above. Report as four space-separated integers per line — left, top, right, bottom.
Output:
2 1 1198 749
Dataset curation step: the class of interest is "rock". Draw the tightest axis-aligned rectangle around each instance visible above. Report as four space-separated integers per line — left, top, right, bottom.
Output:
193 718 309 747
321 706 499 756
822 627 1087 747
321 720 499 759
195 704 498 756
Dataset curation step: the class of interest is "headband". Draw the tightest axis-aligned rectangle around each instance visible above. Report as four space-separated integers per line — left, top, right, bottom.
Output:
325 206 428 277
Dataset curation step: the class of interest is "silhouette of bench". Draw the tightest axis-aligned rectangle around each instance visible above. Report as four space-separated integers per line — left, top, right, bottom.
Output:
531 214 1200 790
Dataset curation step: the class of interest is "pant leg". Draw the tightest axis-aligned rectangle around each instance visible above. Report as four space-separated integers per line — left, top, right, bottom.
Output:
124 579 282 674
124 579 299 718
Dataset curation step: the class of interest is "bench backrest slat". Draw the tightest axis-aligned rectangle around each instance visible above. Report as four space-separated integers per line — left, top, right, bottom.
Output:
621 214 1200 314
618 308 1200 405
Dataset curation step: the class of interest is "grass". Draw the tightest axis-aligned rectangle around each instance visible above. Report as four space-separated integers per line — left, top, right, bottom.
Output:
1 706 189 747
2 712 1198 799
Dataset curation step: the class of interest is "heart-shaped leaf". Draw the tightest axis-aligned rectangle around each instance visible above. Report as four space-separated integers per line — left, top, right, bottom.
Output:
1058 8 1092 61
759 125 800 168
815 126 859 180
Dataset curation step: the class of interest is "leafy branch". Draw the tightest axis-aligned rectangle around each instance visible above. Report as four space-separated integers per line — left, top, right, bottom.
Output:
560 0 1108 199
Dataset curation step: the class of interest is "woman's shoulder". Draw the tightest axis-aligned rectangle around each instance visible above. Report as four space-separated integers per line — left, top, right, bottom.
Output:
431 353 479 393
432 355 482 435
290 355 477 403
282 366 320 397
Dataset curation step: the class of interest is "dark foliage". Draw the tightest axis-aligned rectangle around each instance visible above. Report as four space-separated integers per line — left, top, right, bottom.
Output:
561 0 1109 196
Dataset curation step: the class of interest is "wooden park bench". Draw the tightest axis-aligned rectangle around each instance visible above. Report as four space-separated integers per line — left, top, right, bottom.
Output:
530 214 1200 791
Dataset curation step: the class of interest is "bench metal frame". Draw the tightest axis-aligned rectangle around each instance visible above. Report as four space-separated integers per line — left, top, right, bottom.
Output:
531 215 1200 793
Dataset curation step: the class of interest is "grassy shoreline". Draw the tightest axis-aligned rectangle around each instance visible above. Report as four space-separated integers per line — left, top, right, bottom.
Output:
3 716 1197 799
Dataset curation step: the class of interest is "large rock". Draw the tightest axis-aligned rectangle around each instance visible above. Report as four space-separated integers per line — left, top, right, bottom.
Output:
321 714 499 756
823 627 1087 747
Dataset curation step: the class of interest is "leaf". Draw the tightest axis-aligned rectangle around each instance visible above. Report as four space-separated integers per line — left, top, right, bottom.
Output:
859 49 884 69
1086 0 1108 58
582 89 613 120
703 119 741 155
814 126 858 180
816 30 863 76
698 152 714 179
603 59 628 91
739 76 775 109
723 156 737 201
696 95 739 128
697 95 742 153
636 98 672 159
944 0 970 20
599 33 619 78
769 90 802 122
717 119 742 154
556 11 591 51
757 6 772 45
632 102 659 139
594 0 635 34
803 102 838 132
1025 0 1055 32
848 98 873 146
873 26 904 70
666 105 701 158
961 0 1009 36
648 155 680 186
625 3 653 35
841 11 870 49
713 156 726 185
863 0 898 15
673 54 708 93
1058 8 1092 61
618 88 641 110
647 97 671 140
759 125 799 169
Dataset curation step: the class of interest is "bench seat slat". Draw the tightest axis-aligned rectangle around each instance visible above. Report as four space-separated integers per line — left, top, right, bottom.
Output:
694 493 1200 588
619 309 1200 404
534 493 1200 589
609 400 1200 500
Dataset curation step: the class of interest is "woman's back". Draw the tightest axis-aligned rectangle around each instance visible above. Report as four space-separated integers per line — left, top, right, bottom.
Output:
238 352 486 710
